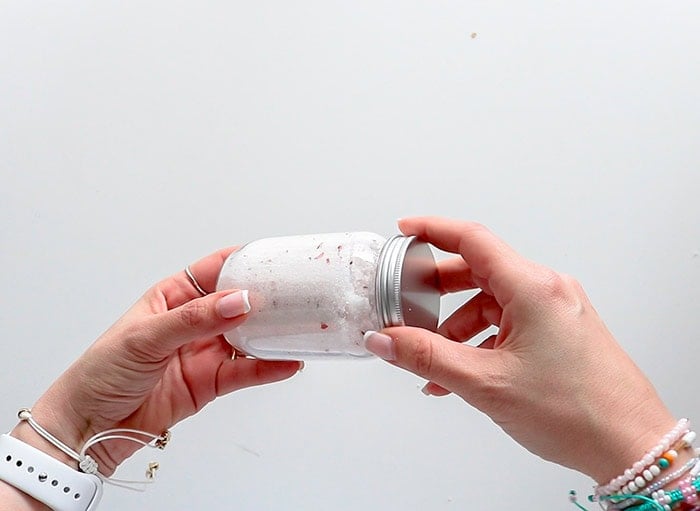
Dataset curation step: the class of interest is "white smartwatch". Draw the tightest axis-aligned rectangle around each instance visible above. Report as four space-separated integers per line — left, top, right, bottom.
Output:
0 434 103 511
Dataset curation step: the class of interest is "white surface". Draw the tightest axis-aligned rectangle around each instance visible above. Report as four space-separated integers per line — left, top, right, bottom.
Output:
1 1 699 509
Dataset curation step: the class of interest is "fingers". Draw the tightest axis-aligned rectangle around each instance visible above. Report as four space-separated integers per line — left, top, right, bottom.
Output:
398 217 528 305
477 334 498 350
215 359 303 396
421 381 452 397
436 257 479 294
438 291 502 342
135 290 250 359
159 246 240 310
420 333 499 397
364 327 490 396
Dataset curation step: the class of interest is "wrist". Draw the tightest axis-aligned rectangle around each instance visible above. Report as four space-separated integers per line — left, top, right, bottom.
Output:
0 479 52 511
0 433 104 511
2 404 168 509
589 417 679 486
581 391 678 485
1 399 99 511
9 400 118 478
600 415 680 484
12 395 155 479
22 384 120 476
10 400 88 470
590 415 699 509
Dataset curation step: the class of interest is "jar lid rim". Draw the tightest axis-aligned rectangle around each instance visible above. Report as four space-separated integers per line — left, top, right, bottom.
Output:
376 235 440 331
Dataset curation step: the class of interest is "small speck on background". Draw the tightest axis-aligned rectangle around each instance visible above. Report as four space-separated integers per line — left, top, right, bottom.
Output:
470 32 477 39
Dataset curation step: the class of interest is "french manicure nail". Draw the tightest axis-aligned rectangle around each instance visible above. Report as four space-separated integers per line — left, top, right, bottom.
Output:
217 290 251 319
363 330 396 361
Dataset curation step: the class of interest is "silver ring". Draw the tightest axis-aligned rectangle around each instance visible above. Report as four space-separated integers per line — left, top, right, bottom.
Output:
184 265 208 296
232 349 256 360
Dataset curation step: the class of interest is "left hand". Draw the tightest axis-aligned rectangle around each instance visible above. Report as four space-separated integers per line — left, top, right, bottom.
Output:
10 247 302 476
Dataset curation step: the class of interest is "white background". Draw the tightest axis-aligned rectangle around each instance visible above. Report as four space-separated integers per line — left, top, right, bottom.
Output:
1 1 699 509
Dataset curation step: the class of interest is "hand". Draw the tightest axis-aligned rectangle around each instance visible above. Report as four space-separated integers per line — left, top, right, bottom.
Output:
364 217 676 483
9 247 302 478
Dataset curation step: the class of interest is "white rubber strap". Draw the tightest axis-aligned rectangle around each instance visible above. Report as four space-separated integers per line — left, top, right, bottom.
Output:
0 434 103 511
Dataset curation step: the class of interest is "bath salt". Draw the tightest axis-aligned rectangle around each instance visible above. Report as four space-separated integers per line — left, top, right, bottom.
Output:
216 232 440 360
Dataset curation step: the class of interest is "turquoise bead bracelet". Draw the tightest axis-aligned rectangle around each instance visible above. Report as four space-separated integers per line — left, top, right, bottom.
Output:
624 476 700 511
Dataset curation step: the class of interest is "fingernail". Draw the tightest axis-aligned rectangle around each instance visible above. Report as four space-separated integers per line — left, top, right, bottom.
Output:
420 383 433 396
363 331 396 361
298 361 305 373
217 290 251 319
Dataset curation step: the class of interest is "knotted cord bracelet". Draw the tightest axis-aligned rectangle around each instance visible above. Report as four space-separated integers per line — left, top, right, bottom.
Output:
571 475 700 511
625 476 700 511
18 408 171 491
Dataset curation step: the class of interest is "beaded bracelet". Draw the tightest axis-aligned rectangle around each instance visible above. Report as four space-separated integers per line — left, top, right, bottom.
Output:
626 476 700 511
596 420 691 498
605 431 698 508
643 455 700 496
607 457 700 510
572 476 700 511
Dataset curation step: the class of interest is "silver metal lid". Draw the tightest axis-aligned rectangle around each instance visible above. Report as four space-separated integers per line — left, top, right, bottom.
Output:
375 235 441 331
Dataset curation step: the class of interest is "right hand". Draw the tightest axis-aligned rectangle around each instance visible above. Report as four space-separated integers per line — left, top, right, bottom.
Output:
365 216 676 483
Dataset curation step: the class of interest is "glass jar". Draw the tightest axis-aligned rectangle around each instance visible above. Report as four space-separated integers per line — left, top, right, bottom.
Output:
216 232 440 360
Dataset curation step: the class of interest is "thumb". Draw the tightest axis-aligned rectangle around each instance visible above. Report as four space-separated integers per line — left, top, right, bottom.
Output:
363 326 495 398
139 290 251 359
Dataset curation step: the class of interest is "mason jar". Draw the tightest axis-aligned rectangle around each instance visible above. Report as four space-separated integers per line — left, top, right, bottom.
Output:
216 232 440 360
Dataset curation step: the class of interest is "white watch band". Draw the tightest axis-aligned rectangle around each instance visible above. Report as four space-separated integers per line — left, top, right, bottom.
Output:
0 434 103 511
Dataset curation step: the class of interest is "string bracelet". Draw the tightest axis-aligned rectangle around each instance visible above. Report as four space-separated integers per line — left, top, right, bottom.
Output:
595 420 691 498
571 476 700 511
628 476 700 511
643 455 700 496
606 457 700 510
569 490 665 511
18 408 171 491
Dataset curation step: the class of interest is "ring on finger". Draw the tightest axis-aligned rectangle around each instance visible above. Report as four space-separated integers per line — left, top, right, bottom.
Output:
184 265 208 296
